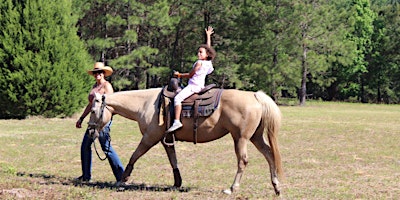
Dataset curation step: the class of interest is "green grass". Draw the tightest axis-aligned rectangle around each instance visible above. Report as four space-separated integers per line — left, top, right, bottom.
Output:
0 101 399 199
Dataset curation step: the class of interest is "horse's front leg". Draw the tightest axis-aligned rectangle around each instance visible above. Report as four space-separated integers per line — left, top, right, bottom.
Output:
161 143 182 187
120 135 159 184
223 137 248 195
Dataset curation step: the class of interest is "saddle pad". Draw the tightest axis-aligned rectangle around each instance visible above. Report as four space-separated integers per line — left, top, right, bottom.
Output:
180 89 223 118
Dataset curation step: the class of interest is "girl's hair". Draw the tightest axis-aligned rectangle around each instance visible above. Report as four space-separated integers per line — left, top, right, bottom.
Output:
199 44 216 61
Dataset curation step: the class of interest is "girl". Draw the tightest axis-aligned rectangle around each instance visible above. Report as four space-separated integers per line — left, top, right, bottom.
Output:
166 26 216 133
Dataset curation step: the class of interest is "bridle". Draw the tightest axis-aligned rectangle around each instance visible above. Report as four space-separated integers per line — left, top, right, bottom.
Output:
88 95 107 132
88 95 111 161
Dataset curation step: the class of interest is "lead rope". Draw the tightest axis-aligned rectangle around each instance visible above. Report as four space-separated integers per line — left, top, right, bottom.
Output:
93 133 111 161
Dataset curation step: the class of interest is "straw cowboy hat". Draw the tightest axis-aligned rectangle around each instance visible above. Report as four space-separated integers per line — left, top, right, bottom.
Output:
87 62 113 77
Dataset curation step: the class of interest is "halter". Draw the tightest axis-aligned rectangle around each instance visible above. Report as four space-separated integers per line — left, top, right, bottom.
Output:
88 95 107 131
88 95 111 161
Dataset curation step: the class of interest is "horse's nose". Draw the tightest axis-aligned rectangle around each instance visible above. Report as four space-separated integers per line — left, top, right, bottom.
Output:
88 128 99 139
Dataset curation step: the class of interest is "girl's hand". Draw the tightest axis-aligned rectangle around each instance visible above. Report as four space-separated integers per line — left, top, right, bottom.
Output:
205 26 214 36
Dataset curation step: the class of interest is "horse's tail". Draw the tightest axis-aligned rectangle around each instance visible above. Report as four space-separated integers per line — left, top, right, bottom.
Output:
254 91 283 179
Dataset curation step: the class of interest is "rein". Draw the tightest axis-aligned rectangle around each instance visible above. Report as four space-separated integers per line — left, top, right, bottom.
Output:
93 136 110 161
89 95 111 161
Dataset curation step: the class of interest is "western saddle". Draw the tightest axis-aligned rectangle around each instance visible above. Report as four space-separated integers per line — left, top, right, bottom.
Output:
161 78 223 145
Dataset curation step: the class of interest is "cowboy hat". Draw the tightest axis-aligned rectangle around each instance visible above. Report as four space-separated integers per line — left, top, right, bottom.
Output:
87 62 113 77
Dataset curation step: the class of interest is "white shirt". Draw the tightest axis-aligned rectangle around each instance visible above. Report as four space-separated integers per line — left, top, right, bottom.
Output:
188 60 214 92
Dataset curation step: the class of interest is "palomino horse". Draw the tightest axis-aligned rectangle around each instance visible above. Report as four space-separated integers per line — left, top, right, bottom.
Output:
88 88 283 195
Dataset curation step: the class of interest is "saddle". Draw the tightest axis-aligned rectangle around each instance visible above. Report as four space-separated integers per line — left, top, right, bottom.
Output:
161 78 223 145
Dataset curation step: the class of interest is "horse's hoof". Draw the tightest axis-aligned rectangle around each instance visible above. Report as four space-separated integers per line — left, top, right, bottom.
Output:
170 186 179 191
275 189 281 196
222 189 232 195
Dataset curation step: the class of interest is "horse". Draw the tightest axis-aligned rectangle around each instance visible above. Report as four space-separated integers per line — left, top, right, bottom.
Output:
88 88 283 195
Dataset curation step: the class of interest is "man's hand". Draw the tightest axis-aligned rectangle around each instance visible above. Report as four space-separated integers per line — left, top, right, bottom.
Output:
76 118 83 128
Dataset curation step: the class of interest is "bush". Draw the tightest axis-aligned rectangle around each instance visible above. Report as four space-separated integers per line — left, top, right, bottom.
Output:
0 0 92 119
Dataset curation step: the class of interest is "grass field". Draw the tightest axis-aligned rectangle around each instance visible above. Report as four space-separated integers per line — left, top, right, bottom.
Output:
0 101 399 199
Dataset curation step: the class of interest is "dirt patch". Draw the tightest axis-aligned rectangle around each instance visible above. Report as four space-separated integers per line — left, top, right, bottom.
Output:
1 188 36 199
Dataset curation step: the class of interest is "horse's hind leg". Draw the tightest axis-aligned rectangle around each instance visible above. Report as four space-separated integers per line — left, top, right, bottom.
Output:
224 137 249 195
250 131 281 195
161 143 182 187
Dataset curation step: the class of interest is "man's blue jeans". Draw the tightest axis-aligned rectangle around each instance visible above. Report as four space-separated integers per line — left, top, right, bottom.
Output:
80 120 124 181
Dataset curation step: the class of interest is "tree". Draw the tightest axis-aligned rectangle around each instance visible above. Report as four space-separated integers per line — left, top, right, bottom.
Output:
0 0 92 119
234 0 284 96
72 0 400 104
339 0 376 102
363 1 400 103
382 2 400 103
222 0 297 100
292 1 339 104
76 0 179 90
298 0 356 102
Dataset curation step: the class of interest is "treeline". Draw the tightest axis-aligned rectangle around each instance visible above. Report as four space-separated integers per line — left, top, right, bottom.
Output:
1 0 399 118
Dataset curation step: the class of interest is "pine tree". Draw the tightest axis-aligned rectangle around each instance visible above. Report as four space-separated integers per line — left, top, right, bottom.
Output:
0 0 92 118
341 0 376 102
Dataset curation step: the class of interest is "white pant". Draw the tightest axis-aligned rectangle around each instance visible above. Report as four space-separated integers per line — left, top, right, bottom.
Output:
174 84 202 106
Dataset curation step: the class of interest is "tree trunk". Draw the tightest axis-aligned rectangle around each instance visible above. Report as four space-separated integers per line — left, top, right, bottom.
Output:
272 44 278 101
300 31 308 106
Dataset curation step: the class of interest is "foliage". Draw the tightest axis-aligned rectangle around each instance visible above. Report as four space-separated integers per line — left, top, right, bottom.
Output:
71 0 400 104
0 0 92 119
2 0 400 118
340 0 376 102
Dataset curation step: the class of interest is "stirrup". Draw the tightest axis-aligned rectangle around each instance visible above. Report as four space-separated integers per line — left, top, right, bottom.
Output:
163 133 175 147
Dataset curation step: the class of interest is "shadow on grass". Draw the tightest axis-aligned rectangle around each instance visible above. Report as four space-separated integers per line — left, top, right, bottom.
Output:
16 172 191 193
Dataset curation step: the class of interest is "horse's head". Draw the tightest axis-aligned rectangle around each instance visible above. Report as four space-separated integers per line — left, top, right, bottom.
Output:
88 92 111 139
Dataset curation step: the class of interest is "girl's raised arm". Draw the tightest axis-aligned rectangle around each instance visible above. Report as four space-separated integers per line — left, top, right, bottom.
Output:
205 26 214 48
